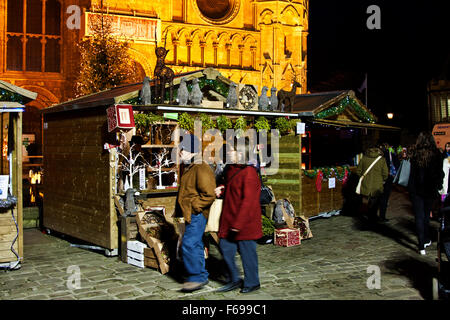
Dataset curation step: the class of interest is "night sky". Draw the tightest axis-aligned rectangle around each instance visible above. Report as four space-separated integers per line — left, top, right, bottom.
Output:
307 0 450 133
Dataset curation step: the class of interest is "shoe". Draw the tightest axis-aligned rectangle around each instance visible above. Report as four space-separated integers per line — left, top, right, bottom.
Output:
216 279 243 292
419 249 426 255
181 280 209 292
379 218 389 222
424 241 432 248
240 284 260 293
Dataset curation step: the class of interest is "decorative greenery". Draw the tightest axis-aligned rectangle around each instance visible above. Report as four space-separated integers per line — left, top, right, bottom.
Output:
178 112 194 132
262 215 275 236
274 117 292 135
216 115 233 132
315 96 376 123
254 116 271 133
303 165 350 181
0 89 25 104
196 113 216 133
198 78 229 97
234 116 247 132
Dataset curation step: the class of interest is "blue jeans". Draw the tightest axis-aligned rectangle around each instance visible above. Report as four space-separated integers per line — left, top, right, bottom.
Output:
219 238 260 288
182 213 208 282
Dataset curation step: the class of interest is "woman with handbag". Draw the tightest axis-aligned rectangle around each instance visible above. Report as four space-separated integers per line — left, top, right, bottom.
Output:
408 132 444 255
356 145 389 223
214 139 263 293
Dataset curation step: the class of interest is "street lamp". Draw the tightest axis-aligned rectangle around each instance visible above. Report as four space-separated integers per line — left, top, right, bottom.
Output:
387 113 394 119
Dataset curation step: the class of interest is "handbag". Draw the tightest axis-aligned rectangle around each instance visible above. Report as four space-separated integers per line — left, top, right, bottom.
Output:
393 159 411 187
356 155 382 195
205 199 223 232
260 184 275 205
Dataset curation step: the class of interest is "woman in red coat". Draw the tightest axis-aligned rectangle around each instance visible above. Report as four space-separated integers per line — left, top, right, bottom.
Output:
215 140 262 293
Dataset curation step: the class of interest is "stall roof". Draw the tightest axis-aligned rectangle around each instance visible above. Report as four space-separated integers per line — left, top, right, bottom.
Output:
309 119 400 131
42 69 204 114
292 89 400 130
133 105 299 117
0 80 38 105
292 90 375 118
42 67 296 117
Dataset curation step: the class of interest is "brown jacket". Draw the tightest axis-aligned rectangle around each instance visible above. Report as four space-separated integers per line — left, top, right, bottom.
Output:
177 161 216 224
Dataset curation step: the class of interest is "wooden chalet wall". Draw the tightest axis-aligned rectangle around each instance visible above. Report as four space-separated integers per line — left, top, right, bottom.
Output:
43 108 118 250
266 134 345 218
266 134 302 216
0 113 23 263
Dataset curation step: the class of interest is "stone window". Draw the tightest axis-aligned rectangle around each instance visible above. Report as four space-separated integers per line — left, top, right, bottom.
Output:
6 0 61 73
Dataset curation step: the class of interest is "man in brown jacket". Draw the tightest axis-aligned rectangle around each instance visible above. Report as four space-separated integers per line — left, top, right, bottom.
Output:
177 133 216 292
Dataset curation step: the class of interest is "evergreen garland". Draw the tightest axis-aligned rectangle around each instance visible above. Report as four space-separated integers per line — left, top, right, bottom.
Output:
303 165 350 181
315 96 375 123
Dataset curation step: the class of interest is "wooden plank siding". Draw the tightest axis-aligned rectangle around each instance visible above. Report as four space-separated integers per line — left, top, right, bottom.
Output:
266 134 303 216
266 133 345 218
43 109 118 250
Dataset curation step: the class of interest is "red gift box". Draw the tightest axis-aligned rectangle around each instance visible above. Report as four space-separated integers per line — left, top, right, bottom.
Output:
107 104 135 132
274 228 301 247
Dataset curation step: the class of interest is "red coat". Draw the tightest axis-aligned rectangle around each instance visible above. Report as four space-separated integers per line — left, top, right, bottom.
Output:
218 165 263 241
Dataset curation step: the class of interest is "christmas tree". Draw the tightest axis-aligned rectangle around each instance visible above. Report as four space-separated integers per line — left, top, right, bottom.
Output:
75 13 139 97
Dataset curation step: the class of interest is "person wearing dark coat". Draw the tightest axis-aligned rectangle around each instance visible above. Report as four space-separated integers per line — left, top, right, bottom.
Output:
356 146 389 223
214 141 262 293
408 132 444 255
378 143 400 222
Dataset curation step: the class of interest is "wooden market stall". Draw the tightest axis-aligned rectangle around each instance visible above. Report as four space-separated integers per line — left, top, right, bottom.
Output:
0 81 37 268
41 68 300 261
279 90 400 219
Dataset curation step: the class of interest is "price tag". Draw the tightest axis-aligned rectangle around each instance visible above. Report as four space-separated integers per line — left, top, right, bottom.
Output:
139 168 146 190
328 177 336 189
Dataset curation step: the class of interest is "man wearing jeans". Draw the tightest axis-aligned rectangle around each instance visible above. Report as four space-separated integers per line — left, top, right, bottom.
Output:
176 133 216 292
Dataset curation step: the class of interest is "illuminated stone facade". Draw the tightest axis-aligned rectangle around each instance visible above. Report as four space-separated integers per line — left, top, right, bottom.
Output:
0 0 308 143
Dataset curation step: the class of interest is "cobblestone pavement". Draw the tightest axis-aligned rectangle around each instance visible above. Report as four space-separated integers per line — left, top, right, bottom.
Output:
0 188 442 300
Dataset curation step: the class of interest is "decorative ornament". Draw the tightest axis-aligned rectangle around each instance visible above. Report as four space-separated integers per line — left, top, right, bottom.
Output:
177 77 189 105
140 76 152 105
226 82 238 109
315 170 323 192
342 168 349 186
258 86 270 111
239 86 257 110
270 87 278 111
189 78 203 105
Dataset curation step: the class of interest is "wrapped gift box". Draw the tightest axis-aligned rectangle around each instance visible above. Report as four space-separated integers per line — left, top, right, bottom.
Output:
106 104 135 132
274 228 301 247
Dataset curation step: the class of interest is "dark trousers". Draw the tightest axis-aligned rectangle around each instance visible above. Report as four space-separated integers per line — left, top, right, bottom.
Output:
410 193 433 250
367 195 381 222
219 238 260 288
379 176 394 219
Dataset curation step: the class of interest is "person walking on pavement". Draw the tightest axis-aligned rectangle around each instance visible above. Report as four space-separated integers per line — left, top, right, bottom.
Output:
176 133 216 292
378 142 400 222
356 145 389 223
408 132 444 255
214 139 263 293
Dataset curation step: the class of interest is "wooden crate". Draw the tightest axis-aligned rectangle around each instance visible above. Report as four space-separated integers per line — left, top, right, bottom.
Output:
120 216 139 263
143 247 159 269
135 211 170 274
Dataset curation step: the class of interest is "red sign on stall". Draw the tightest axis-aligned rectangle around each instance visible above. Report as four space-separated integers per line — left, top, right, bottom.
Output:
107 104 135 132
